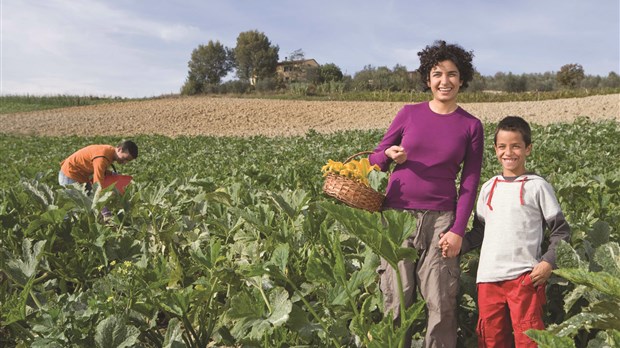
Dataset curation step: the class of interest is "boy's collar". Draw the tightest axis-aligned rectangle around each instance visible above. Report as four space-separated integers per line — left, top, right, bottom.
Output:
499 171 537 181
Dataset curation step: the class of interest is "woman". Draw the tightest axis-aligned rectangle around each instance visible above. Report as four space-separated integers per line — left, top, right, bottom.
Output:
369 40 484 348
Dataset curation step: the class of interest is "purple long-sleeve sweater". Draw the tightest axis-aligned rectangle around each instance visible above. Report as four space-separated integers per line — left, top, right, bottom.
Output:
369 102 484 236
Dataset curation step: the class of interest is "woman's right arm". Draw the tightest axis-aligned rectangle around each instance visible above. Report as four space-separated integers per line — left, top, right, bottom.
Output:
368 108 406 171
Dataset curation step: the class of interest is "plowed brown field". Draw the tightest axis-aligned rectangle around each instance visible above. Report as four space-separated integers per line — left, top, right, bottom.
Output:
1 94 618 137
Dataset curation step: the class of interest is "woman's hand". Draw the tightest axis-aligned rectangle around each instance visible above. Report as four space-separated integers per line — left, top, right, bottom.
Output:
438 232 462 258
385 146 407 164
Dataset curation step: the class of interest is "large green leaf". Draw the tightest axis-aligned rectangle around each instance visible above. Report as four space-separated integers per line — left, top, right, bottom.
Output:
162 318 186 348
269 243 289 274
554 268 620 299
556 240 584 269
3 238 46 285
589 221 611 248
594 242 620 277
286 304 322 339
158 287 192 317
190 238 226 270
557 312 615 337
562 284 589 314
227 286 292 340
1 275 35 324
95 315 140 348
306 249 337 283
267 287 292 327
366 301 425 348
585 330 620 348
21 177 56 209
267 189 310 219
525 329 575 348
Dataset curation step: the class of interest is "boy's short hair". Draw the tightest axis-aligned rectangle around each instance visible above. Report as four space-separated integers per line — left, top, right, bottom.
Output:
118 140 138 159
416 40 476 90
494 116 532 146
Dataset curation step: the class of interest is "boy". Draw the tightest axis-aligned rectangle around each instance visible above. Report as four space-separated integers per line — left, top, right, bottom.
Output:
59 140 138 188
59 140 138 221
451 116 570 347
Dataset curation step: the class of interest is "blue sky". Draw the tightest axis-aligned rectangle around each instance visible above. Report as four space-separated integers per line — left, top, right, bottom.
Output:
2 0 619 98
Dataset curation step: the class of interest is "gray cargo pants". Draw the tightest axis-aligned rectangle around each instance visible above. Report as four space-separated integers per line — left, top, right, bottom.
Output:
378 210 459 348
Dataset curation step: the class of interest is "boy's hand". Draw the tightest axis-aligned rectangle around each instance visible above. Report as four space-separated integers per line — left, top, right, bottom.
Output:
438 232 462 258
530 261 552 287
385 146 407 164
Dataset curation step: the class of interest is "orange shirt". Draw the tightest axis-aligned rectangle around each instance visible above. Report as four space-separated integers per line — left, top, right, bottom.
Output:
60 145 115 185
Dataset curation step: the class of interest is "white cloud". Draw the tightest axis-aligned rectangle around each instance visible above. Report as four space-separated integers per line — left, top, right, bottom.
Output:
1 0 618 97
1 0 201 97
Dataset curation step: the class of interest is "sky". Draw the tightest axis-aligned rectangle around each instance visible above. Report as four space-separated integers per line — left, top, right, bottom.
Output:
1 0 619 98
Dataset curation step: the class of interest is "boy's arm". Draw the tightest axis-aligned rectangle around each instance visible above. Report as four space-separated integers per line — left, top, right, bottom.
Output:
532 213 569 287
460 181 488 255
539 182 571 269
461 213 485 254
92 157 110 186
541 212 571 269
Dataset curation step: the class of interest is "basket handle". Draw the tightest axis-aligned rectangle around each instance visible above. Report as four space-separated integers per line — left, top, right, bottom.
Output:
343 151 374 164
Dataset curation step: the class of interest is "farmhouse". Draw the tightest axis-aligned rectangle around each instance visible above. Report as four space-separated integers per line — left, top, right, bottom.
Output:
276 58 319 83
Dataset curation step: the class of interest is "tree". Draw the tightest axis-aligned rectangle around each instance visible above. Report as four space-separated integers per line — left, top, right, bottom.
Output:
374 66 394 91
352 65 377 91
467 71 487 92
603 71 620 88
557 63 585 89
319 63 344 83
351 64 416 91
504 72 527 92
390 64 415 91
287 48 305 61
180 78 201 95
234 30 279 85
181 40 234 95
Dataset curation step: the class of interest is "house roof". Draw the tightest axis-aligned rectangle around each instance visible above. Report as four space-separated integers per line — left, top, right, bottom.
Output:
276 58 319 66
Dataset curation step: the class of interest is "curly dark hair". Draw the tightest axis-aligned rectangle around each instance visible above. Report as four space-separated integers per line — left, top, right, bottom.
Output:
416 40 475 91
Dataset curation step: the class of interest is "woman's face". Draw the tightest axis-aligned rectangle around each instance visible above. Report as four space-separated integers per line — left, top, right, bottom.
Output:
427 60 463 103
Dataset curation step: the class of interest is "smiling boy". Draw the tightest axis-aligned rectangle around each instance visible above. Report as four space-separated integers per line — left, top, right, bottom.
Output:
459 116 571 347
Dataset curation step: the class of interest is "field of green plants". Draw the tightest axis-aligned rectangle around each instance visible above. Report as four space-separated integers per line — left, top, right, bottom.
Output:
1 118 619 347
0 95 131 114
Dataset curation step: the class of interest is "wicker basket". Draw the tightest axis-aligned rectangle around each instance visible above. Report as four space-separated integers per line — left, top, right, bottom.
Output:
322 151 385 212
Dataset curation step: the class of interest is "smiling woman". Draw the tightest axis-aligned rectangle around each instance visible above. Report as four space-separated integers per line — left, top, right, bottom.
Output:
367 40 483 348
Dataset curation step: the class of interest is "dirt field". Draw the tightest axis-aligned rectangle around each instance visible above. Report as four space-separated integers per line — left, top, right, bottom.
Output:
1 94 618 137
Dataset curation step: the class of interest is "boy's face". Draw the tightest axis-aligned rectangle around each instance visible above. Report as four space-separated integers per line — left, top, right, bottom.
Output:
115 147 134 164
494 130 531 177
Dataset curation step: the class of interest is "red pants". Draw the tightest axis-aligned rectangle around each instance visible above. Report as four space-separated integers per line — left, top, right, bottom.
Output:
477 272 545 348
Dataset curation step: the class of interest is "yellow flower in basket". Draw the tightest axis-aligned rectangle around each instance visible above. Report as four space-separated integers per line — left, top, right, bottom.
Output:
321 157 380 187
322 151 386 212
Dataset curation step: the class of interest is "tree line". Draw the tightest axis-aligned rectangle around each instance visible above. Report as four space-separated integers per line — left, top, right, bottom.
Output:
181 30 620 96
